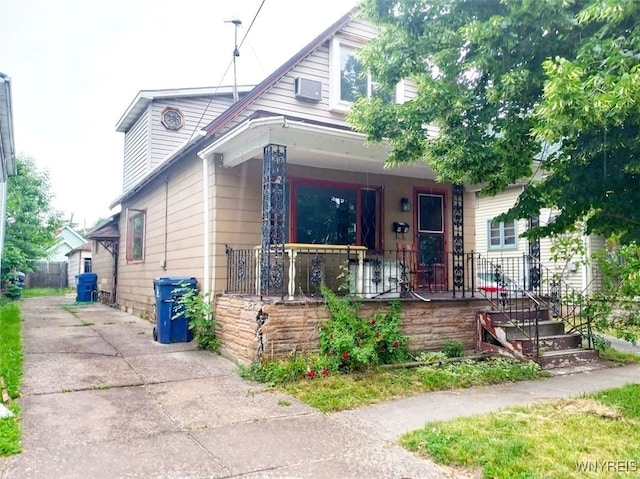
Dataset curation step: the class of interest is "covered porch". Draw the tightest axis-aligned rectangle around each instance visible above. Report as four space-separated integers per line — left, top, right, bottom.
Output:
198 112 471 301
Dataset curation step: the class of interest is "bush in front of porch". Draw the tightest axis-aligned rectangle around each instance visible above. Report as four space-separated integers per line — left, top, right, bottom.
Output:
318 286 409 373
239 288 547 411
240 287 409 385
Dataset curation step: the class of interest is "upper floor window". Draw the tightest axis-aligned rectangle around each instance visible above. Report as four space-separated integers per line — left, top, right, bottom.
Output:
330 38 396 110
126 209 146 262
488 218 517 249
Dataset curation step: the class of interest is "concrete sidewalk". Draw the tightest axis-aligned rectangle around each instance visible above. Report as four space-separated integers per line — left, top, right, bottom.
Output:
3 296 639 478
2 296 461 479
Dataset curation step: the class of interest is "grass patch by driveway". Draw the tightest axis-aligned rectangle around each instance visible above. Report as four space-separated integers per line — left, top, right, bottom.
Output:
280 357 545 412
0 300 23 456
600 347 640 364
21 287 72 298
400 383 640 479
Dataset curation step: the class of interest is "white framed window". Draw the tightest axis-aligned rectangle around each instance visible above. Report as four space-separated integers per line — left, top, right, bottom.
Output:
329 38 396 111
488 218 517 249
126 209 146 262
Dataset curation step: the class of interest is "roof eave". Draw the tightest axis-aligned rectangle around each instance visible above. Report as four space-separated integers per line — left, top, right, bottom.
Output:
115 85 256 133
0 72 16 178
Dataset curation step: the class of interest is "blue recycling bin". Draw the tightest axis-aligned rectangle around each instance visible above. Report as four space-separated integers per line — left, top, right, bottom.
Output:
153 277 197 344
5 271 25 299
76 273 97 302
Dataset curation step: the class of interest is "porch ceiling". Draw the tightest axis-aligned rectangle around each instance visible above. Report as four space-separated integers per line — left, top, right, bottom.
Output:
197 116 437 180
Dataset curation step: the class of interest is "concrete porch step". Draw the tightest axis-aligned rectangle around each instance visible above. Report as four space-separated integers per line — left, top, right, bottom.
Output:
536 348 599 370
482 308 550 325
537 332 582 352
513 332 583 355
503 320 566 340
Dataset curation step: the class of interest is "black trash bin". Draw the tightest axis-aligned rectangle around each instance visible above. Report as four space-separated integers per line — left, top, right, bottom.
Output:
76 272 97 302
153 277 197 344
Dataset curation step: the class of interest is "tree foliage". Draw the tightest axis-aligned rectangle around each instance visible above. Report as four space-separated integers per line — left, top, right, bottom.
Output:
350 0 640 244
3 155 62 275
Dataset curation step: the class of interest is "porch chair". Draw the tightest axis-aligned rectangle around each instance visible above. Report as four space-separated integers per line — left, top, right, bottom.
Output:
396 243 433 293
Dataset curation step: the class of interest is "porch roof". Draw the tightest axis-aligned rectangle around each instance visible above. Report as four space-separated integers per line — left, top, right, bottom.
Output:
198 115 437 180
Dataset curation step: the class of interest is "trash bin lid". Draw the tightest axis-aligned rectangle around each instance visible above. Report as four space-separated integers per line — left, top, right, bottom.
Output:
153 277 197 286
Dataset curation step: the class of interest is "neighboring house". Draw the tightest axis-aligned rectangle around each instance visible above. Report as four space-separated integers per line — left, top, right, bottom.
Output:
0 72 17 273
473 183 605 296
65 243 92 287
86 213 120 305
47 225 88 261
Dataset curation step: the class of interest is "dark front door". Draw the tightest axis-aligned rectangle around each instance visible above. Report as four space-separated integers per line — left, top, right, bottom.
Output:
417 192 446 291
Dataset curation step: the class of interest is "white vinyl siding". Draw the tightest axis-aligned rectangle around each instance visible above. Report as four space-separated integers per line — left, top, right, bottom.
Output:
149 95 235 169
210 18 397 137
475 187 608 294
122 95 237 194
488 218 517 250
122 108 150 192
476 187 528 257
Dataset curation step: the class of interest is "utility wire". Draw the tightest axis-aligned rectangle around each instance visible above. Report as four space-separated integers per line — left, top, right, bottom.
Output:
187 0 266 142
239 0 266 50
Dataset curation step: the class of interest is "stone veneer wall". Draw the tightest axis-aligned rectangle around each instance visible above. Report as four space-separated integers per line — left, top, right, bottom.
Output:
214 295 488 364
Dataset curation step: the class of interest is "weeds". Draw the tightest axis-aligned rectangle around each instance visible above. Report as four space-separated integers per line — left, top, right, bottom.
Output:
0 302 22 455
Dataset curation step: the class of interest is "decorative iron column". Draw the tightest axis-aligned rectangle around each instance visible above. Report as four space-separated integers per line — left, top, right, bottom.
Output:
452 184 465 297
528 216 541 291
260 145 287 297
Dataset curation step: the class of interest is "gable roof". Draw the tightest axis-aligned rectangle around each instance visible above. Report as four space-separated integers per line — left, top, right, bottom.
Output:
65 242 91 256
86 213 120 241
201 7 357 138
110 6 360 209
115 85 255 133
56 225 87 248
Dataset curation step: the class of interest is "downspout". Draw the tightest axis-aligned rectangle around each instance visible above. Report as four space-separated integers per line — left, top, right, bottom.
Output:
201 153 211 294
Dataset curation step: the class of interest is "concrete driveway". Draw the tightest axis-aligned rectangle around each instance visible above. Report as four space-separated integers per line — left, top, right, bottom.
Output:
2 296 459 479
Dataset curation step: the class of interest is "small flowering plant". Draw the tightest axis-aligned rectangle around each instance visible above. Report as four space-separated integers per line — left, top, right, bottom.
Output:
319 286 409 372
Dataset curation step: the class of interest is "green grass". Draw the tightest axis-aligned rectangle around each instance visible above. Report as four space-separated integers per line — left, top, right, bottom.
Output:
21 287 72 298
400 383 640 479
0 301 23 455
281 357 545 412
600 347 640 364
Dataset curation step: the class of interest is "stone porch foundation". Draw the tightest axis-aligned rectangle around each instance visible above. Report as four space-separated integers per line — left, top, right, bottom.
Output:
214 294 489 363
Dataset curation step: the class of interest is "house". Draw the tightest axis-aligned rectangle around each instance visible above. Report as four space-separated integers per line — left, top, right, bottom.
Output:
0 72 17 273
48 225 88 262
65 243 93 287
472 181 605 297
98 8 596 367
86 213 119 305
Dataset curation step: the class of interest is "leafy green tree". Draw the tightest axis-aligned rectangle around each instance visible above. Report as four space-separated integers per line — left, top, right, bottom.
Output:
3 155 62 275
349 0 640 244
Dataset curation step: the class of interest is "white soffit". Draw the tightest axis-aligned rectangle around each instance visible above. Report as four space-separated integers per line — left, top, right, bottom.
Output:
198 116 436 180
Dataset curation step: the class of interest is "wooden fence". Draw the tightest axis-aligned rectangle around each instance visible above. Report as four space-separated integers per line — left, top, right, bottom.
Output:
24 260 68 288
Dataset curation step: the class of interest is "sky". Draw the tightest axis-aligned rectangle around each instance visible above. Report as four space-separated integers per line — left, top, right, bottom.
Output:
0 0 359 230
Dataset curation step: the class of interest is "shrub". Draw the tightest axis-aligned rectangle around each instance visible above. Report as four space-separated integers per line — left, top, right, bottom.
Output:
173 286 219 351
443 339 464 358
319 285 409 372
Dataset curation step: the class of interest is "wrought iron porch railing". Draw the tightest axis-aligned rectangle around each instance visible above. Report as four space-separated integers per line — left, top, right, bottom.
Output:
225 245 591 344
225 245 495 299
472 253 594 354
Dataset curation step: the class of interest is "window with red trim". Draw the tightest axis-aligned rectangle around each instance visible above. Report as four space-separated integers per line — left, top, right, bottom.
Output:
292 180 380 249
126 209 145 262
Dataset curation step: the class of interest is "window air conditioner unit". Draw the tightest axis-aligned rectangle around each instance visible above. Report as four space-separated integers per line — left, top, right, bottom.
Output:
294 77 322 102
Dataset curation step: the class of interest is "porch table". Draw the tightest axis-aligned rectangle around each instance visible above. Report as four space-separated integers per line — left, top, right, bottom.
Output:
255 243 367 299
